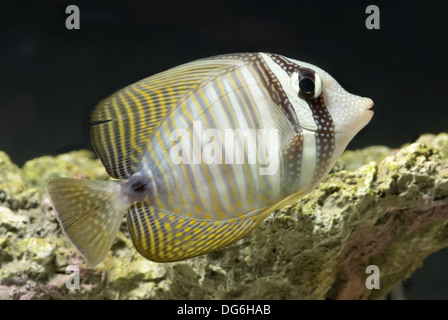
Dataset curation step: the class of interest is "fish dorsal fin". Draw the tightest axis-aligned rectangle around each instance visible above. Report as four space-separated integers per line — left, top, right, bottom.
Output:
91 55 248 179
126 203 268 262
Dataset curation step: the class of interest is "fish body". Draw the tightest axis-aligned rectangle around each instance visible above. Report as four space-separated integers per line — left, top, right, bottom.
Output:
47 53 373 264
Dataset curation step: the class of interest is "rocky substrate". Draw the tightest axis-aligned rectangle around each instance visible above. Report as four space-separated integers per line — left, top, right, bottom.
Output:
0 133 447 300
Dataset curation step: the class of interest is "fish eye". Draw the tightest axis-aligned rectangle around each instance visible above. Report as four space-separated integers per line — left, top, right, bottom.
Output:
299 77 315 94
297 71 323 100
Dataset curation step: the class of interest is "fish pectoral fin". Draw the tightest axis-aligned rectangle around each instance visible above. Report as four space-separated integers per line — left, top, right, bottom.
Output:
258 96 296 151
47 178 129 265
126 203 268 262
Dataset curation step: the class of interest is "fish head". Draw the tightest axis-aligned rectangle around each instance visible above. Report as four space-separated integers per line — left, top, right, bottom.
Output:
286 57 374 160
314 66 374 146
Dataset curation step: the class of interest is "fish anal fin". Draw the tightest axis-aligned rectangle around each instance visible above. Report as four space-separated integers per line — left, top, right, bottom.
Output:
264 189 307 214
126 203 267 262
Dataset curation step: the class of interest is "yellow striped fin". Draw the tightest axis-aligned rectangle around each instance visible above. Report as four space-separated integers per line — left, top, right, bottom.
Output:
126 203 269 262
90 56 248 179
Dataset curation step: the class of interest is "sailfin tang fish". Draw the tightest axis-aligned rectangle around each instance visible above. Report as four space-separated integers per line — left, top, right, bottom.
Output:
47 52 373 264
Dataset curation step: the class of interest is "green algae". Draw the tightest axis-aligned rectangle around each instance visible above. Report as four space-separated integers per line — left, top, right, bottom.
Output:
21 150 109 193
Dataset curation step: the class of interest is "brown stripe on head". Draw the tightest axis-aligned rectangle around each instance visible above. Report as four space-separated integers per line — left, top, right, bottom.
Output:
304 94 336 185
250 53 306 190
265 53 299 76
251 53 302 130
262 53 336 185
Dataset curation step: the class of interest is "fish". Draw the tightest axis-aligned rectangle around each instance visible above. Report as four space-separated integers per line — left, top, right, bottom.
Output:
47 52 373 264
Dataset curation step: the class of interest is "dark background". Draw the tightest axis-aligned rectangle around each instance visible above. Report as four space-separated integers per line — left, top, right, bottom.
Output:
0 0 447 299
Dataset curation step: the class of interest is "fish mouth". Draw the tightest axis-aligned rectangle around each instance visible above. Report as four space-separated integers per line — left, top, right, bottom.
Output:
297 97 374 134
293 96 374 134
365 99 374 118
363 97 374 110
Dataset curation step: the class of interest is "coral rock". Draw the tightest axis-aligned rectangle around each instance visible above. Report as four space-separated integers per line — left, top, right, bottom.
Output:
0 133 447 299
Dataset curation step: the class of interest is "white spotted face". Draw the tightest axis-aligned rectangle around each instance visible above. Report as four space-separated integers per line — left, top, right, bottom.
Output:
319 69 373 161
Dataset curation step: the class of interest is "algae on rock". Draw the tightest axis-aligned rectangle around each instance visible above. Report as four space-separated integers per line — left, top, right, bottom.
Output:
21 150 109 193
0 133 447 299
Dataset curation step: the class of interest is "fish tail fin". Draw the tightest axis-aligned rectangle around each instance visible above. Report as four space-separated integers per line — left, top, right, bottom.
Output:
47 178 129 265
